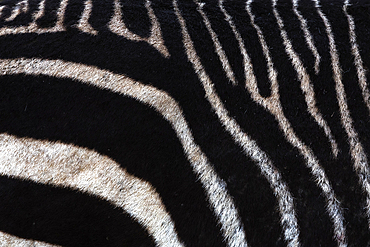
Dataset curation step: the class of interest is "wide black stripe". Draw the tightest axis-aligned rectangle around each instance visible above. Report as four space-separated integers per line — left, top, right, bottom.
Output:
0 7 284 246
64 0 85 28
119 0 151 38
0 176 155 247
0 0 369 246
0 74 224 247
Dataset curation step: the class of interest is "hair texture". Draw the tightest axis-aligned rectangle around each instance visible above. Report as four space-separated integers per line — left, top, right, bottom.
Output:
0 0 369 246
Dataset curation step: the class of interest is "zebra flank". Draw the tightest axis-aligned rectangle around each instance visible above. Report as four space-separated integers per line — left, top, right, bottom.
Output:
0 0 369 246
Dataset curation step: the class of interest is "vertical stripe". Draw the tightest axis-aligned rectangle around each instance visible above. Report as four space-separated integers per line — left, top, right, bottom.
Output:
77 0 98 35
0 231 60 247
313 0 370 233
4 0 28 22
292 0 321 74
108 0 170 57
0 57 243 247
247 1 347 246
32 0 46 22
174 1 302 246
343 0 370 114
272 0 339 158
219 1 301 246
0 133 185 247
54 0 68 31
194 0 237 85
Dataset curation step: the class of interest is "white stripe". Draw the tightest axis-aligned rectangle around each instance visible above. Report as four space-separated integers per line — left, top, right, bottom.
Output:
174 2 249 246
247 1 347 246
32 0 46 21
0 133 184 247
272 0 339 158
292 0 321 74
54 0 68 31
0 6 5 18
77 0 98 35
219 1 300 246
0 0 66 35
5 0 28 22
313 0 370 235
174 1 305 246
0 57 243 247
343 0 370 114
195 0 237 85
108 0 170 58
0 231 60 247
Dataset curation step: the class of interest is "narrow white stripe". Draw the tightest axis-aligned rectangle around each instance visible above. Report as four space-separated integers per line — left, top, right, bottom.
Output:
292 0 321 74
108 0 170 58
195 0 237 85
77 0 98 35
219 1 300 246
272 0 339 158
174 1 304 246
32 0 46 21
5 0 28 22
343 0 370 114
54 0 68 30
0 231 60 247
0 0 66 36
0 133 184 247
314 0 370 235
247 1 347 246
0 57 242 247
0 6 5 18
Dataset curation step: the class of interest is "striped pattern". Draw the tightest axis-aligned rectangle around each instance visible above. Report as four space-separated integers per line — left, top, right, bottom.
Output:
0 0 369 246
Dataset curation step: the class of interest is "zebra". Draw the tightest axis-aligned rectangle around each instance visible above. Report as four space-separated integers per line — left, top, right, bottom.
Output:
0 0 369 246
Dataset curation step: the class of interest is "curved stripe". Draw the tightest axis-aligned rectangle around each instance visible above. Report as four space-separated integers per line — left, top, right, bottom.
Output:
272 0 339 158
0 133 184 247
292 0 321 74
247 1 347 245
0 57 244 247
0 6 5 19
219 1 301 246
0 231 61 247
174 1 303 246
32 0 46 21
4 0 28 22
108 0 170 58
174 2 249 246
195 0 237 85
313 0 370 235
343 0 370 115
77 0 98 35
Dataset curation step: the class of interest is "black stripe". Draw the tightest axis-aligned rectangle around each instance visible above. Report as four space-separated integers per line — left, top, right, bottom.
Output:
320 1 370 246
36 0 60 28
0 74 225 246
0 176 155 247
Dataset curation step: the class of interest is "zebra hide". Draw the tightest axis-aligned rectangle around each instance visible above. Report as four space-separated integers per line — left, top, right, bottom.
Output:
0 0 369 246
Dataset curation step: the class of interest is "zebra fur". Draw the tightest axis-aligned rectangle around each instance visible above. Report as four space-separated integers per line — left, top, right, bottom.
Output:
0 0 369 246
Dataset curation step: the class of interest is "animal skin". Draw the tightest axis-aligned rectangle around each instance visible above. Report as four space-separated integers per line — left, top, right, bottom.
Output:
0 0 369 246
